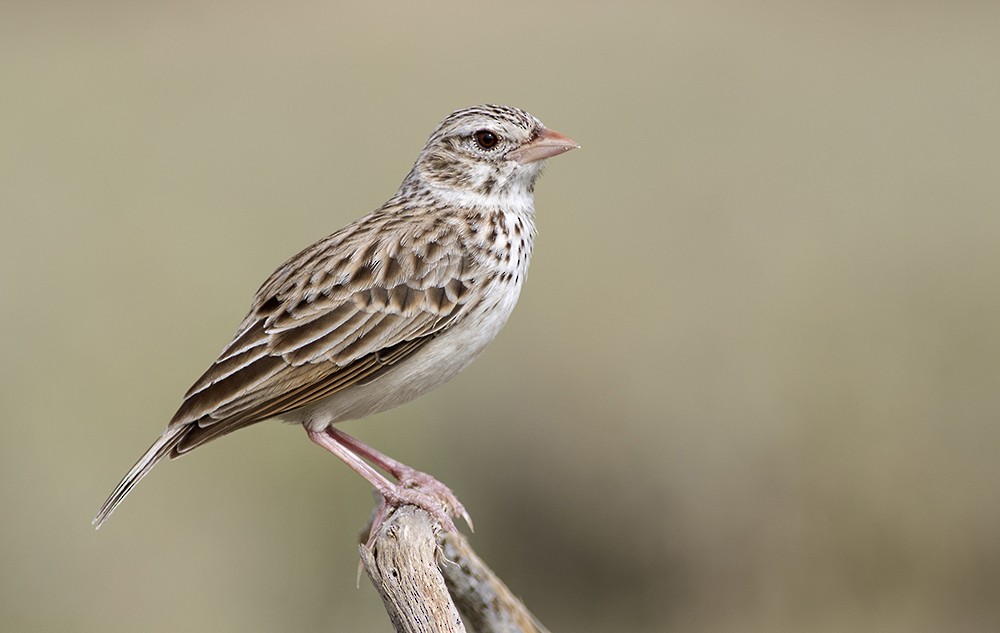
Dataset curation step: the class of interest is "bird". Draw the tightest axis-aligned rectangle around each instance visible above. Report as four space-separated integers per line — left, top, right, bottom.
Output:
94 105 578 539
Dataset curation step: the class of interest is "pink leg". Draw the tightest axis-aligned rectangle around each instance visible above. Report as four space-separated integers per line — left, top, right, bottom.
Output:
325 427 473 529
306 427 472 543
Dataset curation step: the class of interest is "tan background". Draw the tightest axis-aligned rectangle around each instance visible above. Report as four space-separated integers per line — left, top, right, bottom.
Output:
2 2 999 632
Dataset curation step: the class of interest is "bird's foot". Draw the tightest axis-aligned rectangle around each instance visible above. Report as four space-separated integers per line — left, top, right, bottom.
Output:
395 466 473 532
365 470 472 547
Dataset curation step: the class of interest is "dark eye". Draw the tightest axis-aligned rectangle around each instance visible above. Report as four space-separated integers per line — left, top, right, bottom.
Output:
473 129 499 150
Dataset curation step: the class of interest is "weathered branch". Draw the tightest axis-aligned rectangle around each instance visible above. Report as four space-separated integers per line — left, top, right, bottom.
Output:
439 531 552 633
360 506 465 632
360 506 550 633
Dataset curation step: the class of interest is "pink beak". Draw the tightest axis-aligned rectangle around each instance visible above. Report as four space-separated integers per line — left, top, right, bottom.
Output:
507 127 580 164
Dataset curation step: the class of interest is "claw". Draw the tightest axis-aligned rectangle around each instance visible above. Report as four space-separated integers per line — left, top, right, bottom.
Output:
363 484 463 547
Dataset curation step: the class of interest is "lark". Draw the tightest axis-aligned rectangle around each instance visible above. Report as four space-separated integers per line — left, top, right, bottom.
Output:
94 105 578 538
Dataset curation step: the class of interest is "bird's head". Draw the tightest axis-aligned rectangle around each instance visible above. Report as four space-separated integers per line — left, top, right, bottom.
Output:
406 105 578 208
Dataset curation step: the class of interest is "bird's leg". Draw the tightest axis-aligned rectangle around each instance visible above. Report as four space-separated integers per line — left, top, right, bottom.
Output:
306 427 471 544
324 426 472 530
325 426 472 530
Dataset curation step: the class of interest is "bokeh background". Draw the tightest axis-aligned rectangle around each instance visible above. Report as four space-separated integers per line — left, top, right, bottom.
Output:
3 2 999 632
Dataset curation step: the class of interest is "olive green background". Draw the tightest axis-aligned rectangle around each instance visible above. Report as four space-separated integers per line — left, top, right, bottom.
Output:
2 2 999 632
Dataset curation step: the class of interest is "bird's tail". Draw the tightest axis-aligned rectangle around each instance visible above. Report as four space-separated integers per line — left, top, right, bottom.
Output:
93 425 188 529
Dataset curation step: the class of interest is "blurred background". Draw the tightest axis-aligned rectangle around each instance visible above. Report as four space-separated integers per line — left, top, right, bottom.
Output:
2 2 999 632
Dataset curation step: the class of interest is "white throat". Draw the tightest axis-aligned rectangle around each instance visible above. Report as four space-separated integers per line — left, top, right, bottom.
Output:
428 185 536 216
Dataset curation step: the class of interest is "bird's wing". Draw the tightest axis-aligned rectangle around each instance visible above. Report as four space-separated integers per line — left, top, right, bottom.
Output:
168 209 478 454
93 209 479 527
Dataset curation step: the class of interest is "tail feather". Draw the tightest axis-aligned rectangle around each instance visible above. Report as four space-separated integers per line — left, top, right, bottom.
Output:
93 426 189 529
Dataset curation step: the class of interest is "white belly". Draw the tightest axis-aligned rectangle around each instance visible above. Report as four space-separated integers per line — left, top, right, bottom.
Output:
287 278 524 430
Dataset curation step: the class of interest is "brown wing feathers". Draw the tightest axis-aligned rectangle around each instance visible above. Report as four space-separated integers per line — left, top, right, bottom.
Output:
93 211 476 528
166 217 475 454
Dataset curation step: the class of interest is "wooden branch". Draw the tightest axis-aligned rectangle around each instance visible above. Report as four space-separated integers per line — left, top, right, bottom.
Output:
360 506 550 633
439 531 552 633
360 506 465 633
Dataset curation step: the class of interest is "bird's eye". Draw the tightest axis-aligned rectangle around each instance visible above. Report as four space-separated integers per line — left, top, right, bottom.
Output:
473 129 499 150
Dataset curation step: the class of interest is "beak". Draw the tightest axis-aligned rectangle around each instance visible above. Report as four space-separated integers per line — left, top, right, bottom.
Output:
507 127 580 164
